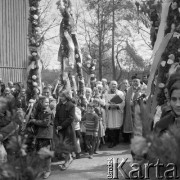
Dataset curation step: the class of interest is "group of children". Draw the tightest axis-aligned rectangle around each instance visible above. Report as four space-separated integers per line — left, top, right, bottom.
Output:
74 98 106 159
24 95 105 178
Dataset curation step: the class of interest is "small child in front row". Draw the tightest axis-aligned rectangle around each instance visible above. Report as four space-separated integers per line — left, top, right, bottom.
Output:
81 103 99 159
29 96 53 179
80 104 87 152
71 98 82 159
93 98 106 153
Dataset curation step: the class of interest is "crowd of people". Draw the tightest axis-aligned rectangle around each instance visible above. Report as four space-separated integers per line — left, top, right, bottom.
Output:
1 72 179 179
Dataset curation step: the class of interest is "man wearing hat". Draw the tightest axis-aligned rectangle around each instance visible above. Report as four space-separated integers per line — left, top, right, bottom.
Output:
123 75 146 142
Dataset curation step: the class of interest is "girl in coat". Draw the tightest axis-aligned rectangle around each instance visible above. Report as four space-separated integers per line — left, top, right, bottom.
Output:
29 96 53 179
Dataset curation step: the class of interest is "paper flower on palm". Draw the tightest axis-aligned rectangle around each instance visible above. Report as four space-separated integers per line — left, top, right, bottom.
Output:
90 74 95 78
161 61 166 67
29 99 35 103
20 144 27 156
158 83 165 88
36 42 40 46
91 66 95 71
32 52 37 56
86 63 91 68
79 78 84 83
33 20 38 25
167 59 174 65
35 27 41 32
32 75 37 80
30 6 36 11
92 59 97 65
77 62 82 67
87 55 92 59
171 2 178 10
31 38 36 44
32 82 38 87
33 15 38 20
168 54 175 61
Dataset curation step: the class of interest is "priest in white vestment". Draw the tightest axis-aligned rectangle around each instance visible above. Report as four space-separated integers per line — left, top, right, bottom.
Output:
105 81 125 148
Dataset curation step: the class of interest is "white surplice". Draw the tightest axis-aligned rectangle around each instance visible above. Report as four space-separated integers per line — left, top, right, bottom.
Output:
105 90 125 129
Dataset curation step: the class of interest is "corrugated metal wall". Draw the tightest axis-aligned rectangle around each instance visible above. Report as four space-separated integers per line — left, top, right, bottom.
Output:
0 0 29 84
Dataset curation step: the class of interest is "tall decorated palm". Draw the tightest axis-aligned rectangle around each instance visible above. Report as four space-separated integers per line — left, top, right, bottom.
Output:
27 0 43 101
146 0 180 111
56 0 85 104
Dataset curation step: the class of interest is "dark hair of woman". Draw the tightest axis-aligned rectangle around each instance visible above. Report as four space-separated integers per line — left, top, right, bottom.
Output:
166 72 180 98
39 96 49 104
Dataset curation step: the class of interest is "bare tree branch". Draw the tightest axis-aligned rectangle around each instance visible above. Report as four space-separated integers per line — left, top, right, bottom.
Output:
44 35 59 42
115 47 126 81
39 0 53 18
41 18 57 38
140 33 152 49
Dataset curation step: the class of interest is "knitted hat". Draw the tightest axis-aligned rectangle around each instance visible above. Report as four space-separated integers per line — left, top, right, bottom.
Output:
87 102 94 108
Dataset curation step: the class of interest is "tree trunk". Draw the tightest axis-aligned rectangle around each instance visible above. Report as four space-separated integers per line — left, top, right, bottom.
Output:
112 0 116 80
98 1 102 80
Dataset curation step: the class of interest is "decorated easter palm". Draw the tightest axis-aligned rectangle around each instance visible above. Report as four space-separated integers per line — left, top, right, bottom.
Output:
27 0 43 101
56 0 85 104
147 1 180 107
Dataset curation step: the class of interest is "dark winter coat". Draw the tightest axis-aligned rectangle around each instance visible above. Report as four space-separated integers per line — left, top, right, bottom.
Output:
154 110 178 134
54 100 75 129
33 107 54 139
54 100 77 152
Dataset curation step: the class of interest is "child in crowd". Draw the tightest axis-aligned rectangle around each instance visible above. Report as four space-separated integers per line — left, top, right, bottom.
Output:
80 104 87 152
29 96 53 179
93 98 105 153
72 98 82 159
82 103 99 159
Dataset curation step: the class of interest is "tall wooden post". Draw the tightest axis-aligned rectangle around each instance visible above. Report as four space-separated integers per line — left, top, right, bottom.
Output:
112 0 116 80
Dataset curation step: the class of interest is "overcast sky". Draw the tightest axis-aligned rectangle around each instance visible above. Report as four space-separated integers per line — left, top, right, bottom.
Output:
41 0 152 70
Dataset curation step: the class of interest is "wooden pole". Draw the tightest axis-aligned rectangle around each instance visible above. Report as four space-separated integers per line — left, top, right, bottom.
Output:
112 0 116 80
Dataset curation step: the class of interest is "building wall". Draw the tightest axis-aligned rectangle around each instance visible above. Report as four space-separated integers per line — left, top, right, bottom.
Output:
0 0 29 84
